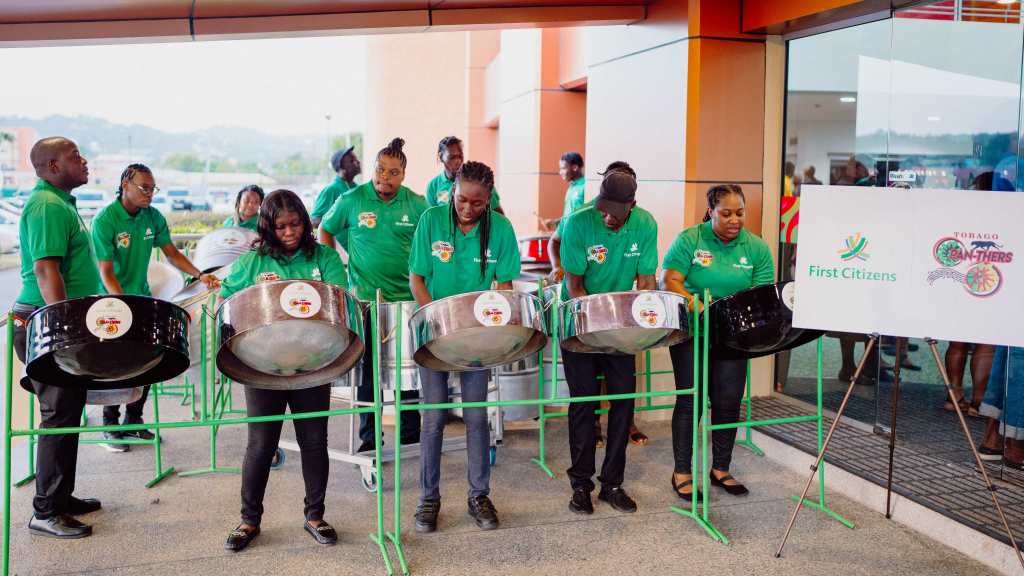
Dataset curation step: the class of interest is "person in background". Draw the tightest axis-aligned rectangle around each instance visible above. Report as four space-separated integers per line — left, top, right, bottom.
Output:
979 346 1024 468
319 137 426 452
223 184 265 230
311 146 361 228
220 189 345 552
409 161 520 533
92 163 218 451
540 152 585 232
783 162 796 197
803 165 822 186
14 137 103 539
559 163 656 516
662 184 774 501
425 136 504 215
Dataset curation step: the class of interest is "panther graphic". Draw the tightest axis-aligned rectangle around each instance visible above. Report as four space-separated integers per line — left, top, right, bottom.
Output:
971 240 1002 251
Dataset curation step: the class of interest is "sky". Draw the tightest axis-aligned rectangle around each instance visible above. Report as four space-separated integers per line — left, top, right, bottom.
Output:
0 35 367 137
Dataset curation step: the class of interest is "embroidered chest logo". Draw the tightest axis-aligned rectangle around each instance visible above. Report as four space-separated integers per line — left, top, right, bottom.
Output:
358 211 377 228
396 213 415 227
144 227 154 240
587 245 608 264
116 232 131 249
257 272 281 283
432 241 454 263
437 190 450 204
625 242 641 258
734 255 752 270
740 256 748 265
693 249 714 267
311 267 322 281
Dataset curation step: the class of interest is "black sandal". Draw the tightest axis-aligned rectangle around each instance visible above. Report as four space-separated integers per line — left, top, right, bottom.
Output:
709 471 749 496
671 475 700 502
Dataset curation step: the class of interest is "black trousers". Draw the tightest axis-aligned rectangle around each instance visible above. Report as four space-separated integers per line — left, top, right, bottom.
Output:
668 342 747 473
357 311 420 444
102 384 150 425
562 347 635 491
240 384 331 526
13 302 87 519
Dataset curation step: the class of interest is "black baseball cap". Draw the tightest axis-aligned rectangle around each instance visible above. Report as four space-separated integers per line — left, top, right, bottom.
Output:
594 171 637 220
330 146 356 172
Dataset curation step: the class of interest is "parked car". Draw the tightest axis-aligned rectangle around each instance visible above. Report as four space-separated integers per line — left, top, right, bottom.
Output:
151 195 170 213
72 189 108 219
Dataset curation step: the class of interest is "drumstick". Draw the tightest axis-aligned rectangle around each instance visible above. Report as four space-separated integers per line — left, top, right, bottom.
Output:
175 287 218 309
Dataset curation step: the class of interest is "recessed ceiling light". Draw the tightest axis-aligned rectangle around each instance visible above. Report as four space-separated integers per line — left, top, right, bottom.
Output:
839 96 856 103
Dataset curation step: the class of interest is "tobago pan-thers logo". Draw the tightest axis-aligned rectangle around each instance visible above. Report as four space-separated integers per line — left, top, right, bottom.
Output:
587 245 608 264
431 241 454 263
806 233 896 283
928 233 1013 298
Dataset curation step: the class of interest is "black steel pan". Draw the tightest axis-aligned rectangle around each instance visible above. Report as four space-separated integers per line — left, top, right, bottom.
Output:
707 281 821 360
25 295 190 389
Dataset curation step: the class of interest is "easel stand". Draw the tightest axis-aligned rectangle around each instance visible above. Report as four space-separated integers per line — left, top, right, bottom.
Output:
776 336 1024 573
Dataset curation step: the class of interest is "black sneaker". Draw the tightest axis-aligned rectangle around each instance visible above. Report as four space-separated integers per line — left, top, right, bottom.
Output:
122 424 155 441
357 439 375 453
467 496 499 530
415 500 440 533
598 486 637 513
568 488 593 515
100 431 129 453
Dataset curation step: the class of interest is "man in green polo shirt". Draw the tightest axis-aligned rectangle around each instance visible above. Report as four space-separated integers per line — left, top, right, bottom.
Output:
14 137 103 539
425 136 503 214
311 146 361 229
92 163 218 451
559 166 657 517
319 137 426 452
541 151 585 232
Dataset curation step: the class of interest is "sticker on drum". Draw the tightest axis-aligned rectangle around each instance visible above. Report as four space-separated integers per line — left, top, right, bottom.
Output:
218 228 247 247
280 282 322 319
781 283 796 311
473 291 512 326
85 298 133 340
631 293 667 329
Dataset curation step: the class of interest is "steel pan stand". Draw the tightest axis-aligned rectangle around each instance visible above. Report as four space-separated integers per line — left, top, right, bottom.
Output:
735 364 765 456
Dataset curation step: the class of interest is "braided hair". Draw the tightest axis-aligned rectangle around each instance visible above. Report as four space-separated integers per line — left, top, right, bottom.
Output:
255 189 318 261
377 137 407 168
704 184 745 223
449 160 495 279
117 163 152 197
234 184 265 223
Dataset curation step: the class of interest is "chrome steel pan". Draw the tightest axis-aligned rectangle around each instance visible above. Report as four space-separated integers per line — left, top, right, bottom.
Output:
707 281 822 360
409 290 547 372
193 227 257 273
86 387 144 406
216 280 364 390
147 260 186 302
172 265 233 366
558 290 690 355
377 300 421 390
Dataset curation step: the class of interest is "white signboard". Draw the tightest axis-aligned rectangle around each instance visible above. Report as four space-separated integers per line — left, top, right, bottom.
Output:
793 185 1024 347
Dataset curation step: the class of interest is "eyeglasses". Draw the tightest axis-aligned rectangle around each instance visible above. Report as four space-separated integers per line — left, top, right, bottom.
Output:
131 182 160 195
375 166 403 179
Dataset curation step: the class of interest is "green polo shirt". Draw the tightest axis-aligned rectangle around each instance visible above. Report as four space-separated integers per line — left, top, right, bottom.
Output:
425 172 501 210
312 176 357 221
17 179 102 306
223 215 258 231
91 199 173 296
409 206 520 300
559 206 658 296
555 198 594 238
220 243 347 300
320 182 427 302
561 177 586 221
662 221 775 300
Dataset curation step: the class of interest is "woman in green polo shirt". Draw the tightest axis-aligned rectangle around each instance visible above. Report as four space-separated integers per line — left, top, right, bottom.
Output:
219 189 346 553
662 184 775 501
425 136 504 214
222 184 264 230
408 161 520 534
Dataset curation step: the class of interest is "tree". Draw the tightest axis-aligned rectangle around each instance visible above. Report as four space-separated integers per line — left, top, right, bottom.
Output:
330 132 363 162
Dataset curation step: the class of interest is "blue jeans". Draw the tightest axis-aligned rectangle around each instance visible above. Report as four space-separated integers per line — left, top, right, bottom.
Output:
418 368 491 503
980 346 1024 440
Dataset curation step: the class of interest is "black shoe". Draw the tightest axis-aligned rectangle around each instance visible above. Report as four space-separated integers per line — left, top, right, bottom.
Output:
467 496 499 530
357 439 375 453
400 435 419 445
100 431 129 453
66 496 102 516
225 524 259 552
28 514 92 539
671 475 700 503
122 424 155 441
415 500 440 533
709 471 749 496
568 488 593 515
598 486 637 513
304 520 338 545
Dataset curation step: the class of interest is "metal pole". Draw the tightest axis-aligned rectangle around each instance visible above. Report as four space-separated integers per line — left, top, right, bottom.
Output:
776 334 878 558
3 314 15 576
369 294 394 575
885 337 903 518
700 290 711 523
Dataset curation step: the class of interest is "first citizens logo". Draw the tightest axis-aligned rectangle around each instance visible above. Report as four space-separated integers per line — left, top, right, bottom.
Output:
807 234 897 283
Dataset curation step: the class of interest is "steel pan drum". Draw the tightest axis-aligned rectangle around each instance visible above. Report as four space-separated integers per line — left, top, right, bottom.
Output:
25 295 190 390
559 291 690 355
193 227 257 273
707 281 822 360
148 260 186 301
409 290 547 372
377 301 421 390
86 386 144 406
173 266 234 366
217 280 364 390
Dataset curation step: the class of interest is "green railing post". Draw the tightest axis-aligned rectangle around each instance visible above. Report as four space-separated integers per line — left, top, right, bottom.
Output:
144 382 175 488
13 394 35 487
531 283 558 478
3 314 15 576
735 362 764 456
368 296 396 576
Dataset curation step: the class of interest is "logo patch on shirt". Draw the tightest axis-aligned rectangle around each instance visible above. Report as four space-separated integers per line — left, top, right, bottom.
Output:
437 191 450 204
257 272 281 283
587 245 608 264
397 213 415 227
312 267 322 281
740 256 748 265
144 227 154 240
625 242 641 258
117 232 130 249
734 255 753 270
358 211 377 228
693 249 714 267
432 241 454 263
